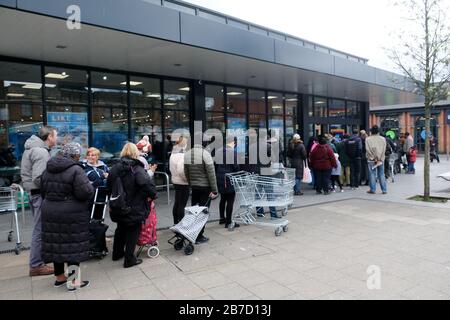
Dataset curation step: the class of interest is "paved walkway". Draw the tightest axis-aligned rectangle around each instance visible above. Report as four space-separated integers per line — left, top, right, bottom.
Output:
1 197 450 300
1 156 450 300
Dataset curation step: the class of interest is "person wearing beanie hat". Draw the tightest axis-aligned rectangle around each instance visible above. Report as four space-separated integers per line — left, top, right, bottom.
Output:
40 141 94 291
287 134 306 196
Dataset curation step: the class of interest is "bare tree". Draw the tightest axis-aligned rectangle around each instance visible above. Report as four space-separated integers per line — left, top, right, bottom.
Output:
387 0 450 201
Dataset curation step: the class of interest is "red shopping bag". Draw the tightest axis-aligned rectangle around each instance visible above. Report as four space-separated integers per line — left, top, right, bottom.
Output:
138 201 157 246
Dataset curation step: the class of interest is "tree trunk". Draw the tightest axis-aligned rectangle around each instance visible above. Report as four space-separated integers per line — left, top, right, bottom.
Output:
424 103 431 201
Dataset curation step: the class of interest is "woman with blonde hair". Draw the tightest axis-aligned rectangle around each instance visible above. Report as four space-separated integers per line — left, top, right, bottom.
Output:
107 143 157 268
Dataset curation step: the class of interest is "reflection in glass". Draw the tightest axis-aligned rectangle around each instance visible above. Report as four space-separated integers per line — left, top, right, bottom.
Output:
226 87 246 113
91 72 128 161
314 97 327 117
329 99 345 118
248 89 265 114
268 92 283 115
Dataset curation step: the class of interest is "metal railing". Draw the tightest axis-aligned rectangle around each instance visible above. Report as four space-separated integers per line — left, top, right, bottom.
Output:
146 0 368 64
155 171 171 205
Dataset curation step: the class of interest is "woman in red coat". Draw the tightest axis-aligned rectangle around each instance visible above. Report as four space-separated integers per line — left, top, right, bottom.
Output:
310 135 337 195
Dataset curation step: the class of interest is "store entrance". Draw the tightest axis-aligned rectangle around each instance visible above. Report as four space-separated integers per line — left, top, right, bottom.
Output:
415 116 438 153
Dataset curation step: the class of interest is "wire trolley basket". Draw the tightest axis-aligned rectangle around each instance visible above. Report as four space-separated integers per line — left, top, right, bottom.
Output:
0 184 26 255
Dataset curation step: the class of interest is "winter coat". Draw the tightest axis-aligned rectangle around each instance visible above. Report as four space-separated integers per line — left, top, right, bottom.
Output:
309 144 337 171
403 136 414 154
169 145 188 186
288 142 307 178
40 154 94 264
216 146 240 194
107 157 157 226
82 160 109 189
409 149 417 163
184 145 218 193
366 134 387 162
20 135 51 191
345 135 363 159
336 141 350 167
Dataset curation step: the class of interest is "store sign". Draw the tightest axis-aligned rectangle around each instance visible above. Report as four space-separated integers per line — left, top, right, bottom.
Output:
47 111 89 150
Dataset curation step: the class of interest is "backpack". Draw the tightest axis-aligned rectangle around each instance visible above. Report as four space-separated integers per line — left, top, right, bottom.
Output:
109 174 132 216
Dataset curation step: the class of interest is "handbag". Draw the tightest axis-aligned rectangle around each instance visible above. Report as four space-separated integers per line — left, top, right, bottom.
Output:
303 166 312 183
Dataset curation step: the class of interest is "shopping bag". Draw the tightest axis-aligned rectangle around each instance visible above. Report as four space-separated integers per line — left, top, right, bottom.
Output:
303 166 312 183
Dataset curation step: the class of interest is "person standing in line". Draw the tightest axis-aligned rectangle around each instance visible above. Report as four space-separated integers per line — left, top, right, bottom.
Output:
216 136 240 228
403 132 414 171
331 153 344 193
40 143 94 291
287 134 307 196
408 145 417 174
306 136 319 189
169 135 189 225
184 142 218 244
345 129 363 190
430 135 440 163
359 130 369 186
337 134 351 187
366 125 387 194
21 126 58 277
107 143 157 268
309 135 337 195
82 147 109 189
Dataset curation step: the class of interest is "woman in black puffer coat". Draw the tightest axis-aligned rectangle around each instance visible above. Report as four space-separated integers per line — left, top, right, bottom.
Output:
41 142 94 291
107 143 157 268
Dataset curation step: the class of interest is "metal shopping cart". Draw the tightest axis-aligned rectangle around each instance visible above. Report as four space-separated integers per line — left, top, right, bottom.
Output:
0 184 25 255
227 169 292 237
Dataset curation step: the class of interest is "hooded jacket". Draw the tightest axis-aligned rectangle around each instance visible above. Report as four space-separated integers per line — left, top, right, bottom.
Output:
20 135 51 191
40 154 94 263
107 157 157 226
184 145 218 193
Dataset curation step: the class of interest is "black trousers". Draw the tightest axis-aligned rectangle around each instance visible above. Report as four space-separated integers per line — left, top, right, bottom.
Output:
349 158 361 188
316 169 332 193
173 184 190 225
54 262 79 277
191 187 211 239
360 158 368 185
219 192 236 225
113 222 141 265
331 175 343 190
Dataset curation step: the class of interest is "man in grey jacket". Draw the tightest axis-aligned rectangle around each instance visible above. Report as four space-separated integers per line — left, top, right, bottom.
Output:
184 143 218 244
365 125 387 195
21 126 57 276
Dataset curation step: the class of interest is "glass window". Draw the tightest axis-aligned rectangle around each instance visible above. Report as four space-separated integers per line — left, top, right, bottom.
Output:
330 124 346 140
347 101 361 119
268 92 283 115
206 112 225 133
129 76 162 160
227 113 247 155
0 62 43 169
314 97 327 117
205 85 224 112
269 114 284 156
226 87 246 114
91 72 128 162
248 89 265 114
329 99 346 118
45 67 89 154
249 113 266 130
164 80 190 111
285 94 297 142
307 96 313 117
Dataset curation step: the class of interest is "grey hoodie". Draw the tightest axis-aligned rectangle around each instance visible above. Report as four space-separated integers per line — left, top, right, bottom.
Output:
20 135 51 191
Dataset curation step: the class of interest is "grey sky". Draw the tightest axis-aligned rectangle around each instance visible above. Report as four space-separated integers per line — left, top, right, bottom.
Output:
184 0 449 73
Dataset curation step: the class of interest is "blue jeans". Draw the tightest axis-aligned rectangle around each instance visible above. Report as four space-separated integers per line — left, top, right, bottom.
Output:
256 183 277 217
294 178 302 193
368 161 387 193
408 162 415 173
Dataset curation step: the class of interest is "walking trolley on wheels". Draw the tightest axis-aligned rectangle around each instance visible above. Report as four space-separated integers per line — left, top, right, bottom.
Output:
168 203 210 256
0 184 25 255
226 169 294 237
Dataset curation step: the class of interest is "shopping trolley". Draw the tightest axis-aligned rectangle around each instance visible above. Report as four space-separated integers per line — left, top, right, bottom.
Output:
388 153 398 183
168 199 211 256
227 170 292 237
0 184 25 255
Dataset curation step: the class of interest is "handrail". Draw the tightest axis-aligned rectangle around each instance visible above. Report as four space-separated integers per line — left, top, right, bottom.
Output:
155 171 171 205
11 183 25 228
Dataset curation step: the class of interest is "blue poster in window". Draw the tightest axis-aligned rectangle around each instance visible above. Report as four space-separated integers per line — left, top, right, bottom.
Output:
227 117 246 154
47 112 89 152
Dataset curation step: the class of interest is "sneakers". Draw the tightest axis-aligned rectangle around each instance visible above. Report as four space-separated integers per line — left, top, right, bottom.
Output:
340 189 344 193
225 223 240 229
124 259 143 268
195 236 209 244
29 265 54 277
68 281 90 292
54 279 67 288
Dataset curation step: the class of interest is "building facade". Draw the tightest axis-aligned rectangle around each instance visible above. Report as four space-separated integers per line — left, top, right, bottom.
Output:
0 0 422 175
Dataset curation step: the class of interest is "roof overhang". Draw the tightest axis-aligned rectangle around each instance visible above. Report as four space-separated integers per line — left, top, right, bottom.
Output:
0 5 424 106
